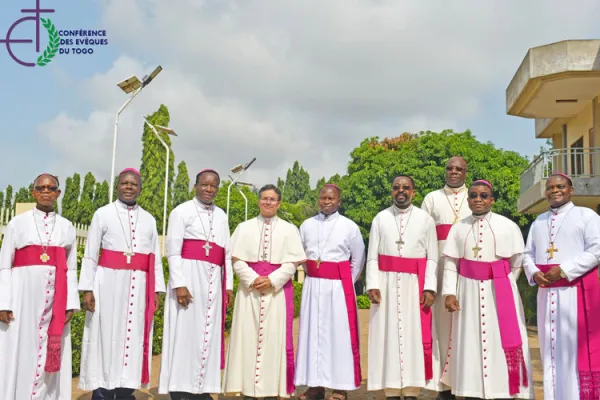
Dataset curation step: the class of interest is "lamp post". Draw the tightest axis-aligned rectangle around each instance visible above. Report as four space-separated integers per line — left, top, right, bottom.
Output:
109 65 163 202
143 117 177 255
226 157 256 220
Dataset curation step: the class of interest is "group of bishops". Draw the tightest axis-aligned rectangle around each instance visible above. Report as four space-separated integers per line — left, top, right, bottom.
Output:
0 156 599 400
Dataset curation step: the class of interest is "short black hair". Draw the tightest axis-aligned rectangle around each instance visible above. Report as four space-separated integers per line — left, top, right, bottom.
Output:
195 170 220 185
34 174 60 188
393 175 415 190
258 184 282 201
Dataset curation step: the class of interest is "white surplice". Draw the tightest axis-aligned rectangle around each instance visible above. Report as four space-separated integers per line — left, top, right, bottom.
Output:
522 201 600 400
223 215 307 399
0 208 79 400
366 205 442 395
441 212 533 399
295 211 365 390
158 198 233 395
78 200 166 391
421 183 470 378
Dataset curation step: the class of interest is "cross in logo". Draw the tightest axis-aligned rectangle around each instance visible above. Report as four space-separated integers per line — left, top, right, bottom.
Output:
0 0 55 67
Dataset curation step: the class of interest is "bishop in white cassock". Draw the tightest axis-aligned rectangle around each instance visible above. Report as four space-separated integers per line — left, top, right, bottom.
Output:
295 184 366 400
223 184 307 400
442 180 533 399
366 176 442 400
522 173 600 400
421 156 470 400
0 174 79 400
159 169 234 399
78 168 166 399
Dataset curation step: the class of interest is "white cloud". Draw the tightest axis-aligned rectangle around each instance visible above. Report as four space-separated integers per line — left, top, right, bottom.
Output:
38 0 600 188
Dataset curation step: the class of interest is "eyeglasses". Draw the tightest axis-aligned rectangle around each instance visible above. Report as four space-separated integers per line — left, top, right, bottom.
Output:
392 185 412 191
34 185 58 193
469 192 491 200
260 197 280 204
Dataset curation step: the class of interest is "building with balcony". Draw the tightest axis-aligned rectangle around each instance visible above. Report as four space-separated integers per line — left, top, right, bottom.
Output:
507 40 600 214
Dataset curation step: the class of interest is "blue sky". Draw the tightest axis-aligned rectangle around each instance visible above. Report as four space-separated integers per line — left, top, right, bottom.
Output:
1 0 598 194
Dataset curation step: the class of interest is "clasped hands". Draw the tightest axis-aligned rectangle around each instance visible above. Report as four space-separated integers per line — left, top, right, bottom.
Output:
367 289 436 308
252 276 273 292
533 266 563 287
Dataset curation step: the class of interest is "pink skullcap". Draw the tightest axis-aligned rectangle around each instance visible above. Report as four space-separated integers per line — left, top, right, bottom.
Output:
323 183 341 192
473 179 493 190
120 168 140 176
551 172 572 182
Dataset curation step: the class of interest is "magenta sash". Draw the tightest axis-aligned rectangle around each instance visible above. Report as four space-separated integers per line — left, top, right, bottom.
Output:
459 259 528 395
99 249 155 385
537 264 600 400
305 259 361 387
181 239 227 369
436 224 452 241
248 261 295 394
13 245 68 373
378 254 433 380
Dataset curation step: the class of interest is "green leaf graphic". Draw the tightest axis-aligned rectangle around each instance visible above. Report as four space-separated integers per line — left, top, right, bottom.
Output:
36 18 61 67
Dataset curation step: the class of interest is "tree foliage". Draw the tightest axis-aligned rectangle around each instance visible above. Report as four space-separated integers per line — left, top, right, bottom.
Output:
214 181 260 232
14 185 34 205
138 104 175 231
93 180 109 211
61 173 81 221
77 172 96 225
280 161 311 204
4 185 13 211
173 161 193 208
0 191 4 213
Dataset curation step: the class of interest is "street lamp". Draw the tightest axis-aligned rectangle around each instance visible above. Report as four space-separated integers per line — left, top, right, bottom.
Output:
109 65 163 202
143 117 177 254
226 157 256 220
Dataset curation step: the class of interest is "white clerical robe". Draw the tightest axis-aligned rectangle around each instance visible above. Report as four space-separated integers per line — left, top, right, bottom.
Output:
421 183 470 379
159 198 233 395
0 208 79 400
523 201 600 400
295 211 365 390
223 215 307 399
78 200 166 391
441 212 533 399
366 205 442 394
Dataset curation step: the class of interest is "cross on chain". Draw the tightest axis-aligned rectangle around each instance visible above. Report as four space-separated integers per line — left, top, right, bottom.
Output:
203 241 213 257
546 242 559 260
396 239 404 250
40 253 50 263
472 245 482 258
316 258 322 269
123 250 134 264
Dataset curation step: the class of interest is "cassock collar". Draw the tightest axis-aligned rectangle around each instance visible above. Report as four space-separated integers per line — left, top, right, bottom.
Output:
471 211 492 222
318 211 339 221
193 197 214 211
115 199 138 211
549 201 574 215
33 207 56 218
443 184 467 194
258 214 278 224
392 204 413 214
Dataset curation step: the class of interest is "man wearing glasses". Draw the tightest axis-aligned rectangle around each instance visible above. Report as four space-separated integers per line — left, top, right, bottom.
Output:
441 180 533 399
421 156 470 400
223 184 306 400
159 169 234 400
0 174 79 400
78 168 166 400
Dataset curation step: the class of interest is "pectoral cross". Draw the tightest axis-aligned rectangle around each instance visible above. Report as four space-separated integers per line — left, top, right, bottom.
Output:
124 250 134 264
472 245 482 258
316 258 322 269
453 215 459 224
396 239 404 250
546 242 559 260
203 241 212 257
40 253 50 263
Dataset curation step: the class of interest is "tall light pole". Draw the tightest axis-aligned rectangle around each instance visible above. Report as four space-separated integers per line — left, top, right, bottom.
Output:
226 157 256 220
143 117 177 255
109 65 163 202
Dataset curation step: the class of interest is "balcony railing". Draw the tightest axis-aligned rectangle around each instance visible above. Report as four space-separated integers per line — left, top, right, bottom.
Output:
520 147 600 195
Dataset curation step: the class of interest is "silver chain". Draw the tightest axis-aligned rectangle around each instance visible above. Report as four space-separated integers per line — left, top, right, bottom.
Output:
114 203 140 252
193 199 215 241
316 213 339 261
32 211 57 253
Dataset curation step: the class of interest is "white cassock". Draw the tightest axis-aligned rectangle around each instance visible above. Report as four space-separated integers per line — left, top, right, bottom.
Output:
523 201 600 400
0 208 79 400
441 212 533 399
159 198 233 395
366 205 442 397
78 200 166 391
295 211 365 390
421 183 470 381
223 215 307 399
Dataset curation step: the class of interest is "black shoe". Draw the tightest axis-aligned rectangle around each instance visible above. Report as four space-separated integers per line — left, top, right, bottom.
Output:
437 390 456 400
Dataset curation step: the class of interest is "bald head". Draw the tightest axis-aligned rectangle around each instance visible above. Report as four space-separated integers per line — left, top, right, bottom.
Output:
445 156 468 188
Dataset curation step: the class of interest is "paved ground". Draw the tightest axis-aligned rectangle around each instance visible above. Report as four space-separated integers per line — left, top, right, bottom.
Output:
72 310 544 399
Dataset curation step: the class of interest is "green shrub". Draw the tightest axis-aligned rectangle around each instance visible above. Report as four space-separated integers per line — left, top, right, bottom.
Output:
356 294 371 309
